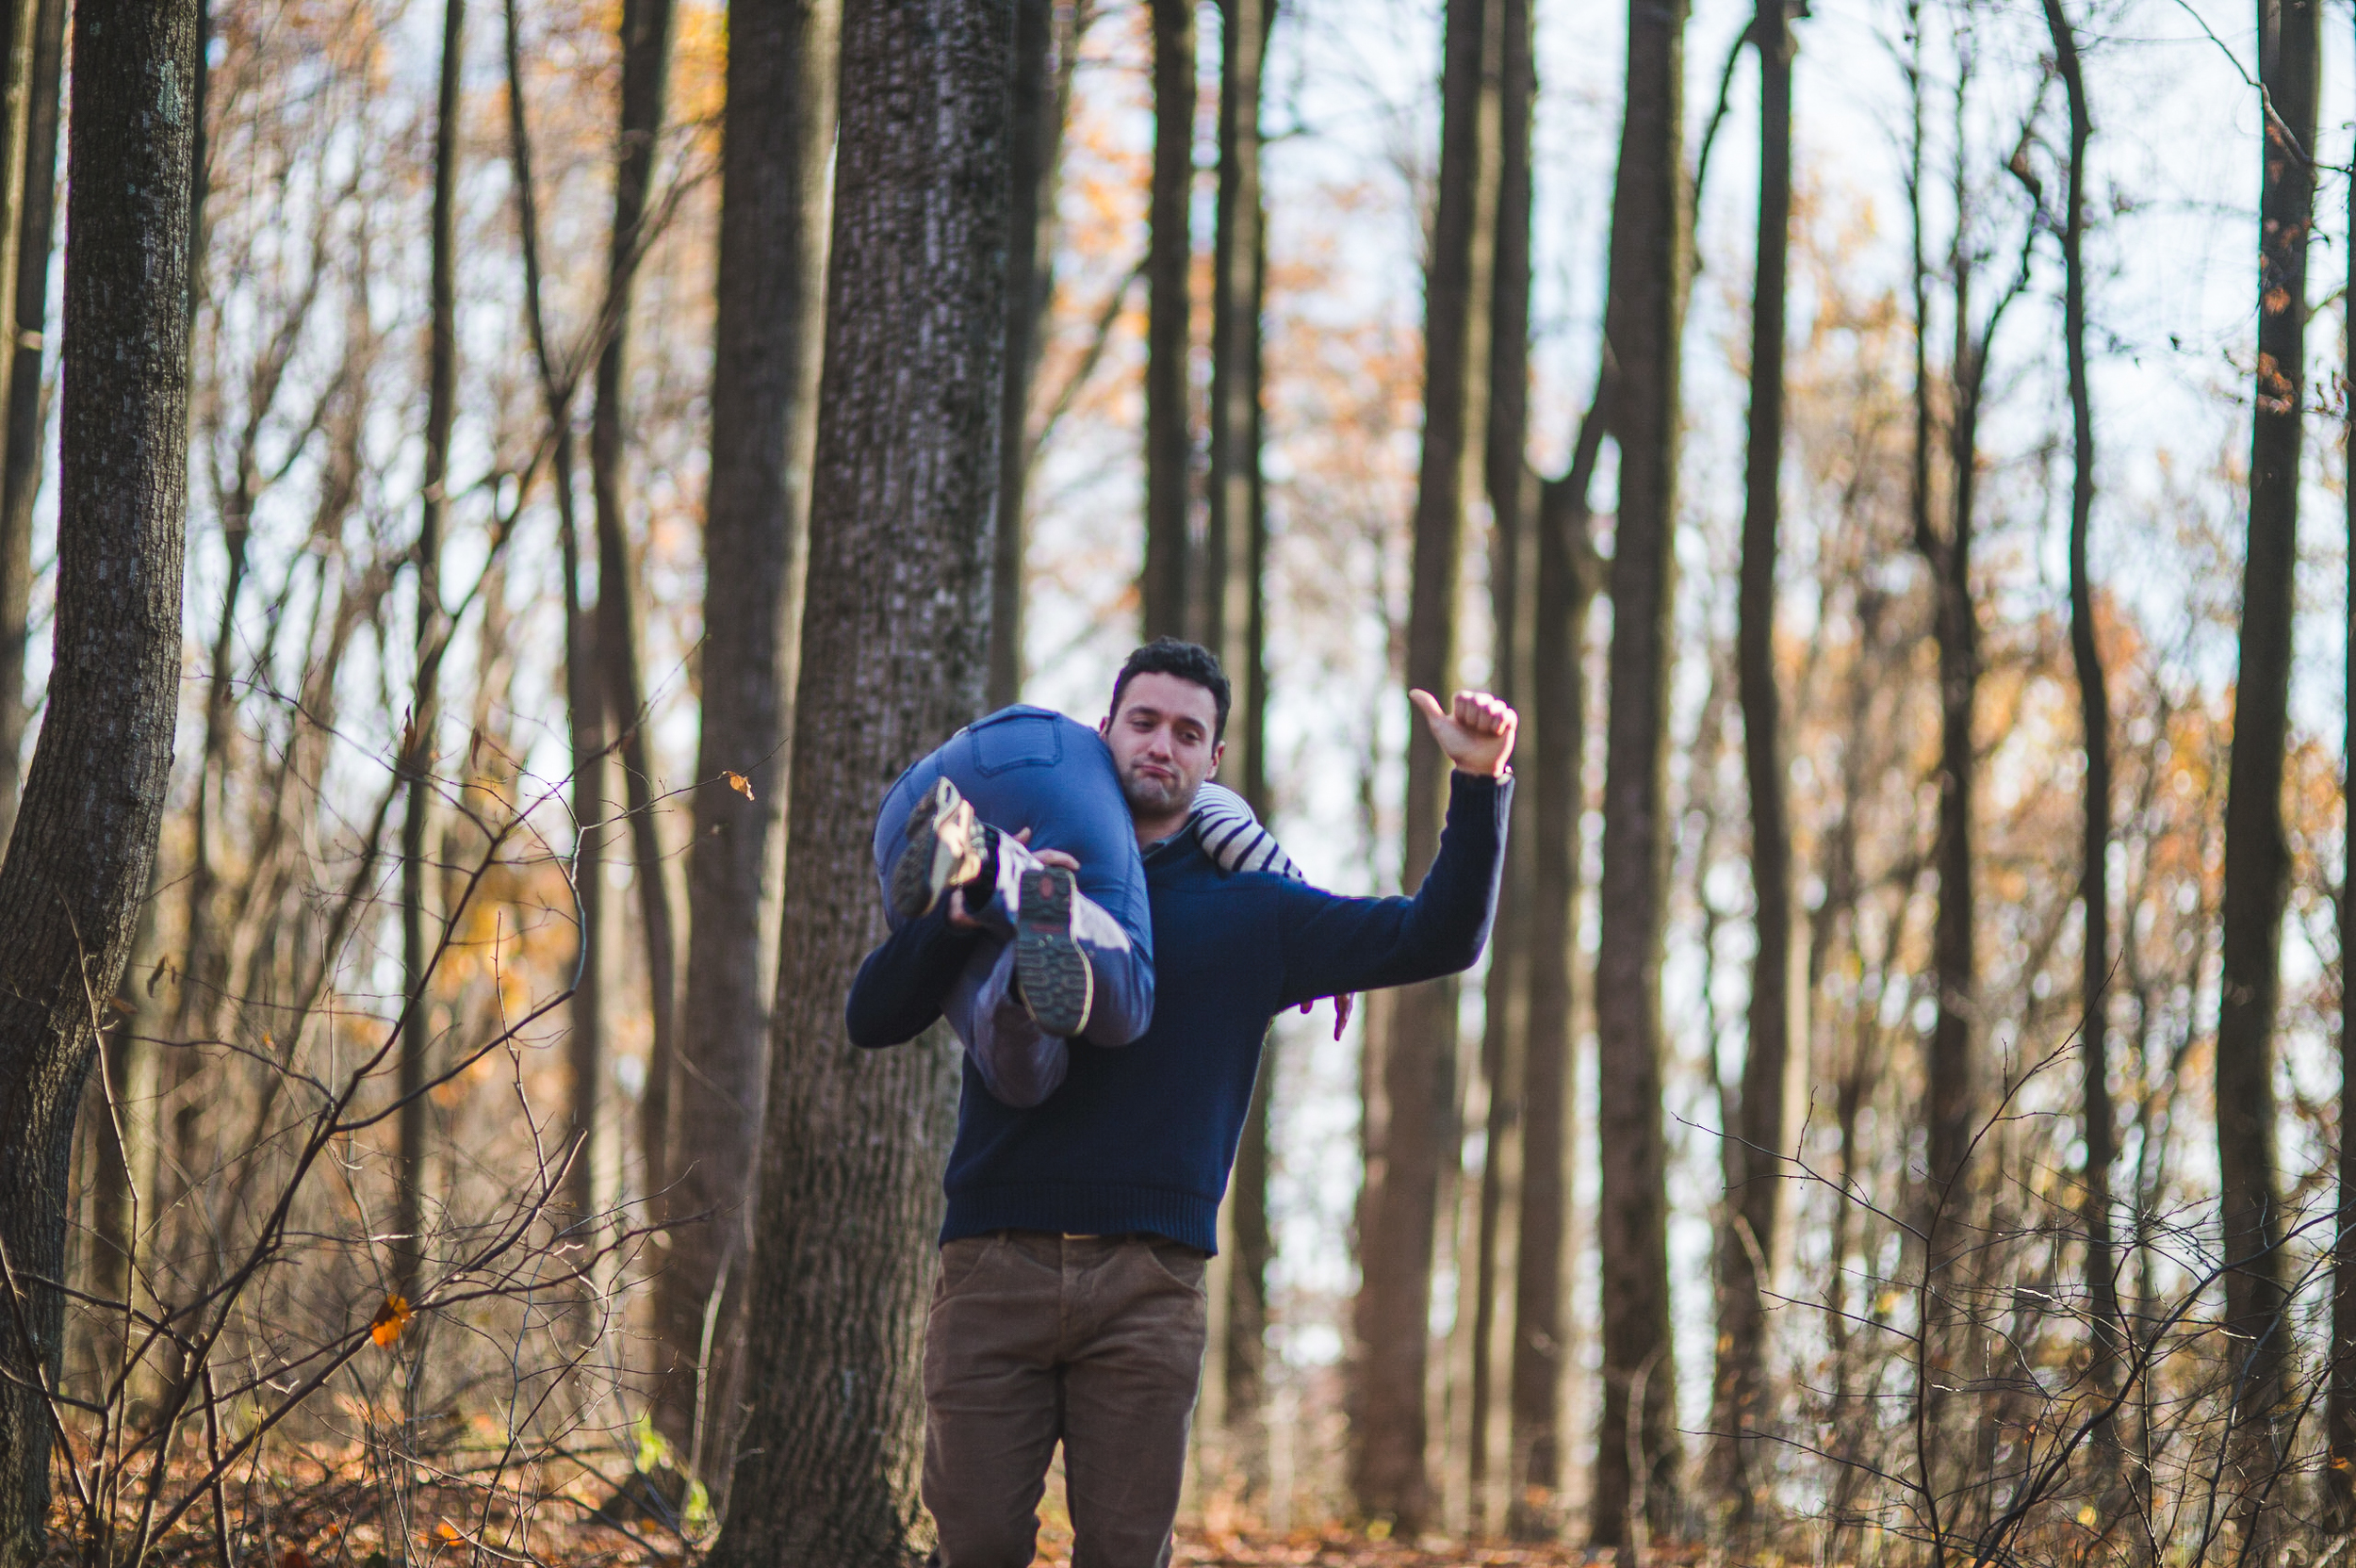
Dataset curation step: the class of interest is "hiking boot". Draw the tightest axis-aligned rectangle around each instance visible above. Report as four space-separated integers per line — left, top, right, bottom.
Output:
890 777 989 922
1013 864 1094 1037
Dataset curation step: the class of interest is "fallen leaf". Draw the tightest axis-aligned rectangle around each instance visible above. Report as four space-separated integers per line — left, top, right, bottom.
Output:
434 1522 463 1544
280 1549 311 1568
369 1294 412 1348
727 772 755 801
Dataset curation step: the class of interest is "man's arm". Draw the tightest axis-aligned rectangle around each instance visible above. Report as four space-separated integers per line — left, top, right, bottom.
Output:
845 907 985 1048
1273 770 1512 1006
1273 690 1516 1007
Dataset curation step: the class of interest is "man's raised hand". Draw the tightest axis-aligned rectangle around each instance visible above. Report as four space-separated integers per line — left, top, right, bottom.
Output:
1409 689 1517 778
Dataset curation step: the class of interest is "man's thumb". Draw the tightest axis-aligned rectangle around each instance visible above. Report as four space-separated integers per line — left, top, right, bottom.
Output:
1409 688 1447 727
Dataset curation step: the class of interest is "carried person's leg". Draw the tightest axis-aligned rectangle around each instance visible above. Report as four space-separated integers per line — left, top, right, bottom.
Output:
922 1236 1065 1568
941 939 1069 1108
886 775 1144 1047
858 708 1157 1071
935 710 1156 1048
1056 1237 1209 1568
957 828 1138 1041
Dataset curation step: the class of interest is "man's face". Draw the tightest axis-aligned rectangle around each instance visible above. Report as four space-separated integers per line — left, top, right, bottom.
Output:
1102 672 1225 824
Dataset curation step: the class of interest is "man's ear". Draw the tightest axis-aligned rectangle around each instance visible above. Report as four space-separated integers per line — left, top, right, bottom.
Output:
1207 740 1227 777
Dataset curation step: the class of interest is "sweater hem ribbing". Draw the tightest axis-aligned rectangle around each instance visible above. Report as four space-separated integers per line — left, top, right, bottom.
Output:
941 1181 1220 1254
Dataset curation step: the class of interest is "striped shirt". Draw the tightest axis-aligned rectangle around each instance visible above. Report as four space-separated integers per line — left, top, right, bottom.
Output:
1190 782 1301 880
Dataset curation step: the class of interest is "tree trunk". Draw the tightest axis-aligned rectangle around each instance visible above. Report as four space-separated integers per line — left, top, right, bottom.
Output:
1467 0 1532 1523
0 3 196 1554
501 0 606 1256
663 0 840 1483
583 0 684 1222
395 0 466 1300
1909 34 2042 1530
1710 0 1793 1526
2331 0 2356 1508
700 0 1011 1556
987 0 1086 708
561 454 604 1237
0 0 62 844
1510 373 1608 1542
1588 0 1688 1540
1208 0 1275 1496
1140 0 1193 641
1204 0 1266 722
2042 0 2121 1458
2216 0 2315 1523
1895 24 1945 1301
1350 0 1498 1534
1921 238 1977 1217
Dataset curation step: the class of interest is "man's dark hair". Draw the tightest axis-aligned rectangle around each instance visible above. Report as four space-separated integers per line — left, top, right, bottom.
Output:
1108 637 1232 742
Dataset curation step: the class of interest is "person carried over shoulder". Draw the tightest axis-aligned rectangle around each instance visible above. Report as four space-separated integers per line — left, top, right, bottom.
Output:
849 639 1319 1107
863 642 1515 1568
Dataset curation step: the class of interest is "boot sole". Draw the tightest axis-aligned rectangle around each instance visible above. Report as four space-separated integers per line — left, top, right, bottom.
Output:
889 778 979 923
1014 867 1094 1037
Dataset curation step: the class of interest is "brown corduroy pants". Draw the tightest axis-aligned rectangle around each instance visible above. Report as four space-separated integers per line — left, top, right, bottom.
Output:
922 1230 1210 1568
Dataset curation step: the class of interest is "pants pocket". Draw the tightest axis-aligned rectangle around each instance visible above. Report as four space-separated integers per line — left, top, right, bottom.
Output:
1137 1235 1209 1296
933 1234 1004 1301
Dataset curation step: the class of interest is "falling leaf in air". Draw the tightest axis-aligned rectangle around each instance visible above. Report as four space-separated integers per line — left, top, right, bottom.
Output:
369 1294 412 1348
727 772 755 801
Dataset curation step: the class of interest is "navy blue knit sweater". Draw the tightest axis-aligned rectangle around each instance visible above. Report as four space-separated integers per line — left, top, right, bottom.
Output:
895 770 1511 1254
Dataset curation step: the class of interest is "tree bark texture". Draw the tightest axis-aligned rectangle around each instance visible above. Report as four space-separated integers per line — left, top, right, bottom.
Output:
561 444 604 1237
395 0 466 1299
1588 0 1689 1538
1710 0 1794 1524
1209 0 1275 1494
2043 0 2122 1448
1510 378 1607 1541
585 0 685 1224
987 0 1084 708
1350 0 1498 1532
0 3 196 1555
2216 0 2315 1509
2331 0 2356 1507
1922 324 1979 1210
1468 0 1531 1515
1141 0 1193 641
702 0 1011 1558
1205 0 1268 728
0 0 61 846
663 0 840 1480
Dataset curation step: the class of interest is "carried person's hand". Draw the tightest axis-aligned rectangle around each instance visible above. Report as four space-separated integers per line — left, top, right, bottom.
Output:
947 828 1075 928
1409 688 1517 777
1297 990 1355 1039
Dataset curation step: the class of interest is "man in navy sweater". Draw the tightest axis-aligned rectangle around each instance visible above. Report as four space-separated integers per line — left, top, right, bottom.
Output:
849 641 1514 1568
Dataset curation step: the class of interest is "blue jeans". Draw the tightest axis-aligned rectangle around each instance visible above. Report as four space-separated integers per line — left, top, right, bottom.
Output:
853 707 1155 1102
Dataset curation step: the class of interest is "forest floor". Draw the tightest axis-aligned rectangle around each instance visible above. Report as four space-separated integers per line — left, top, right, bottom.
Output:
1164 1527 1708 1566
43 1451 1713 1568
